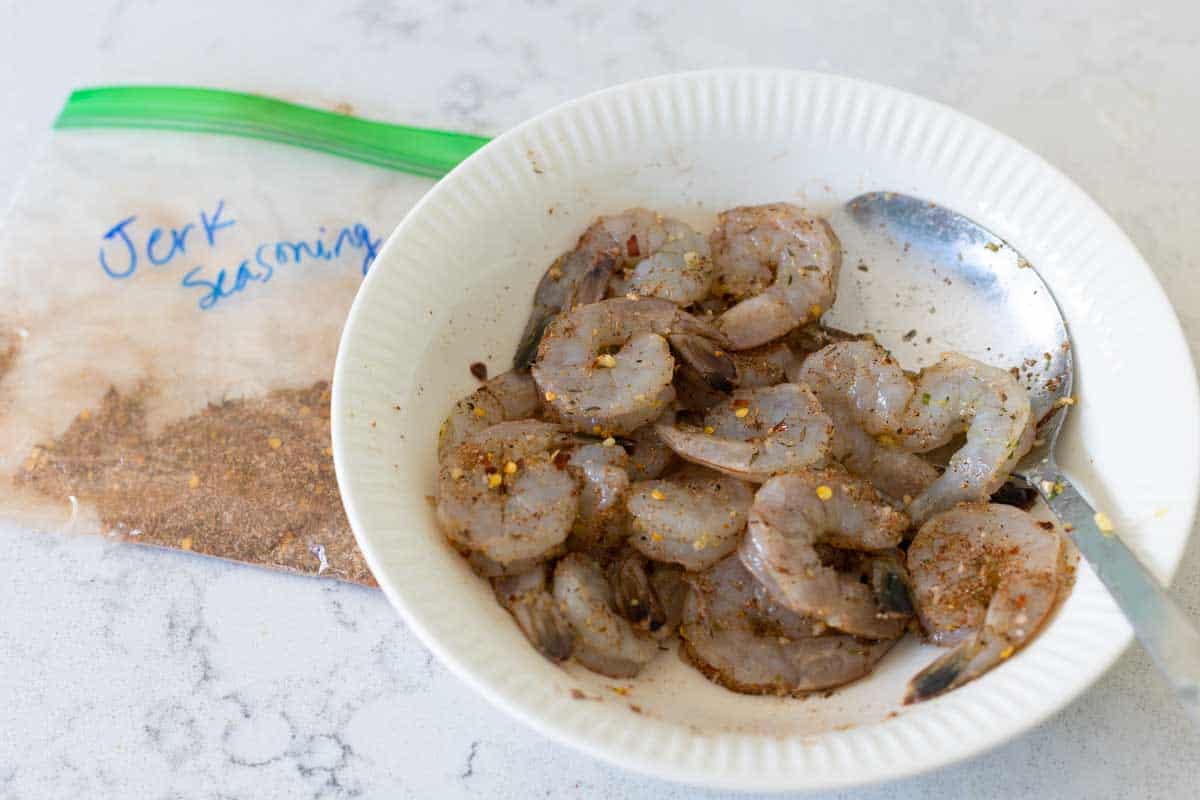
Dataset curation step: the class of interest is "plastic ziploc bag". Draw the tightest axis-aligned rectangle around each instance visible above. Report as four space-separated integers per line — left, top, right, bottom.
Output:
0 86 486 584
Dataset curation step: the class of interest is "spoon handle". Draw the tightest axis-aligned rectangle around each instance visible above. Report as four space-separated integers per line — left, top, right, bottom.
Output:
1042 476 1200 727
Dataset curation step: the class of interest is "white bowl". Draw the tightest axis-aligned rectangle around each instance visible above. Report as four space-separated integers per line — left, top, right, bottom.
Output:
332 70 1199 791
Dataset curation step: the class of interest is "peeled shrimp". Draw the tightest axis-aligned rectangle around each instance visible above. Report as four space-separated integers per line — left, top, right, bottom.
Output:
533 297 735 435
553 553 659 677
682 555 897 696
711 203 842 350
793 341 937 500
437 421 578 565
627 464 754 570
493 564 575 662
566 443 631 555
905 503 1062 702
898 353 1034 524
656 384 832 482
514 210 712 368
738 468 911 638
602 209 714 305
795 341 1034 522
437 370 540 462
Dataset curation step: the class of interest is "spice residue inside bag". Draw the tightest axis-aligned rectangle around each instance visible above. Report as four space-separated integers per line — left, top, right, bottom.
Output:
16 380 372 584
0 87 492 583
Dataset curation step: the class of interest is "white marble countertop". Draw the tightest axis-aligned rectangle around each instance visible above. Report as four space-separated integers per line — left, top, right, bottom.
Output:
2 1 1199 797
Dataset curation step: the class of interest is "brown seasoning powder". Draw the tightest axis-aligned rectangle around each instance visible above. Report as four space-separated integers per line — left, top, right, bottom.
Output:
16 380 373 586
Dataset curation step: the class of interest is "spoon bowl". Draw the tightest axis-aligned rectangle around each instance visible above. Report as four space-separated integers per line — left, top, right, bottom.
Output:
833 191 1200 723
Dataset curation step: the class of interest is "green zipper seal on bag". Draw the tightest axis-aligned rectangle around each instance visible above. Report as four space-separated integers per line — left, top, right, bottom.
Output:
55 86 490 178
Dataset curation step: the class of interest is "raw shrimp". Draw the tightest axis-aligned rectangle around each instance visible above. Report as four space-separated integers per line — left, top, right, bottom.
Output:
532 297 735 435
624 406 677 481
793 341 937 500
514 220 620 370
671 341 795 413
792 340 915 435
437 421 579 565
602 209 714 305
627 464 754 570
710 203 842 350
566 443 631 555
682 555 898 696
826 407 940 501
438 370 540 461
905 503 1062 702
553 553 659 677
514 210 713 368
731 341 797 388
738 468 911 638
795 341 1034 520
493 564 575 662
898 353 1034 525
656 384 832 482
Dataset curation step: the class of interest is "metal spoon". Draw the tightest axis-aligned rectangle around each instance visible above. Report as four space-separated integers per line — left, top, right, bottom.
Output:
826 191 1200 724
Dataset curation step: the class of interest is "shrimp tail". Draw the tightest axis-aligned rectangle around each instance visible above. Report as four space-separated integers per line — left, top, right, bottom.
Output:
610 552 668 633
668 333 737 392
904 635 982 703
513 247 619 371
513 314 551 371
570 253 619 308
510 593 576 662
870 555 916 617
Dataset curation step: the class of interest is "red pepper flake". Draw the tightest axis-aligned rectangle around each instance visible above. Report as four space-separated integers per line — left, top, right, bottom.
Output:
732 398 751 409
469 362 488 381
553 451 571 470
626 234 640 258
483 464 498 475
1037 521 1055 530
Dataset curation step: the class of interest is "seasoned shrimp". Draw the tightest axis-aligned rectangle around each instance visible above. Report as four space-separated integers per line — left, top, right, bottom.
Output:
793 340 914 433
437 421 578 565
682 555 898 696
438 370 540 461
795 341 1034 521
826 407 939 501
627 464 754 570
656 384 832 482
566 443 631 555
738 468 910 638
533 297 735 435
553 553 659 677
625 406 677 481
732 341 797 388
602 209 714 305
905 504 1062 702
898 353 1034 524
493 564 575 662
793 341 937 500
711 203 842 350
514 211 713 368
